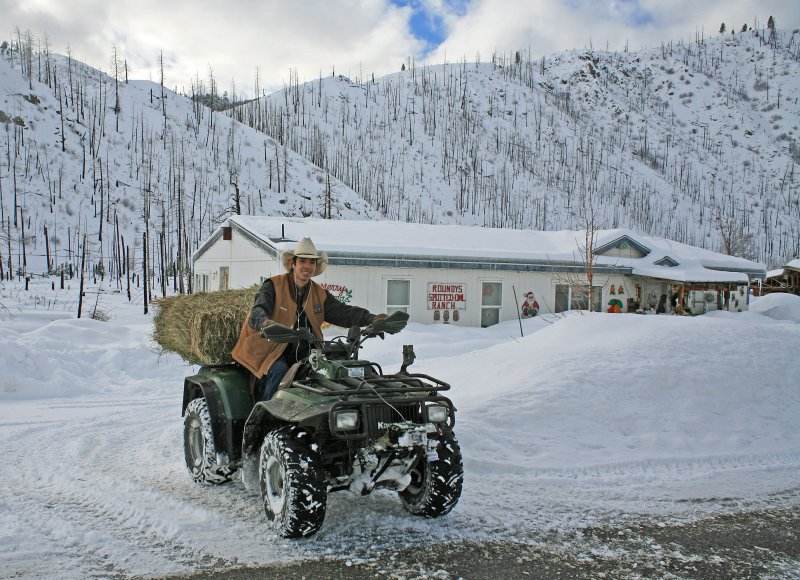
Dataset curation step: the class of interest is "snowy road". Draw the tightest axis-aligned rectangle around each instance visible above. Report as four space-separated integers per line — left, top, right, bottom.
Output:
1 284 799 578
3 391 797 579
2 391 798 579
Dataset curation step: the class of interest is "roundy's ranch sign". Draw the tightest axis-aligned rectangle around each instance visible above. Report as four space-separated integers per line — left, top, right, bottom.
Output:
427 283 466 310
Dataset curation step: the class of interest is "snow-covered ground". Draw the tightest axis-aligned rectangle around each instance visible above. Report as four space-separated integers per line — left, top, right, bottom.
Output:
1 279 799 578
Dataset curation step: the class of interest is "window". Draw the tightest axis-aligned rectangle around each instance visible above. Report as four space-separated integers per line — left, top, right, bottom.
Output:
481 281 502 327
195 273 209 293
555 284 570 313
555 284 602 313
386 279 410 314
219 267 229 291
571 286 590 311
591 286 602 312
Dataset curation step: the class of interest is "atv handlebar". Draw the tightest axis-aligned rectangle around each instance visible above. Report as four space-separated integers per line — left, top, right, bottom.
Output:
260 311 409 346
260 322 315 344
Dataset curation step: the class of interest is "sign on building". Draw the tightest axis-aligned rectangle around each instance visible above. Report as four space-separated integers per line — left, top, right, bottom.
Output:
321 283 353 303
427 283 466 310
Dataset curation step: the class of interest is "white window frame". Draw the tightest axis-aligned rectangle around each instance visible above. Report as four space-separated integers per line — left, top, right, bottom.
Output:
480 280 503 327
555 284 602 313
386 278 411 314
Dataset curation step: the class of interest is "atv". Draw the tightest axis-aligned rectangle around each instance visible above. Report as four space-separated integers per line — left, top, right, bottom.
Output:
181 311 463 538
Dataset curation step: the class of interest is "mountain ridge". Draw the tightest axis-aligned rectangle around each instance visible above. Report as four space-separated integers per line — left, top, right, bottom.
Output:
1 27 797 289
224 28 799 267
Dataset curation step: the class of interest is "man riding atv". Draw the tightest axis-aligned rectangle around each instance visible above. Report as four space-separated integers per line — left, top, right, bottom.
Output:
231 237 386 401
182 237 463 537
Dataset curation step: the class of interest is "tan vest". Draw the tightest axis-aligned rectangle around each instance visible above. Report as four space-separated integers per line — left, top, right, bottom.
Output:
231 273 327 377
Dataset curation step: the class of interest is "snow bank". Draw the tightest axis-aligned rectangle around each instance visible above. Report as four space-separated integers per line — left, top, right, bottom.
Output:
750 292 800 323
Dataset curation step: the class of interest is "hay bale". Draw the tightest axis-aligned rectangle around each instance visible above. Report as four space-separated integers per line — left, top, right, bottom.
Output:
153 286 258 365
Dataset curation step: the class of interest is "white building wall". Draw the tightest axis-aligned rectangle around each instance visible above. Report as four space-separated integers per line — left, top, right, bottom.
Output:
192 235 232 291
195 231 638 325
317 266 632 326
195 235 280 291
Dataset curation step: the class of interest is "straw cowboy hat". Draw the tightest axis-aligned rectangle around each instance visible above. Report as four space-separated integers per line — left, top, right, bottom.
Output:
281 237 328 276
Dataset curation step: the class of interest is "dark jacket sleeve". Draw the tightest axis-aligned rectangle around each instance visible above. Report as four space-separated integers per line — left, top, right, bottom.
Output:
323 290 375 328
247 279 276 330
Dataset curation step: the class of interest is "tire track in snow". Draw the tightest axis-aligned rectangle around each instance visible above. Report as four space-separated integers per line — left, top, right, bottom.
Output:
0 481 221 578
511 451 800 481
0 406 231 577
0 396 306 578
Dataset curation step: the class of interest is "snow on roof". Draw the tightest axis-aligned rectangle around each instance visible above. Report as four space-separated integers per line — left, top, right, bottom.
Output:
594 229 764 283
767 268 786 279
766 258 800 278
221 216 764 283
232 215 583 262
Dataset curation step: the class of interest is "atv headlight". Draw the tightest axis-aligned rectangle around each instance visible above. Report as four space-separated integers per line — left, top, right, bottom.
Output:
334 410 359 430
427 404 448 423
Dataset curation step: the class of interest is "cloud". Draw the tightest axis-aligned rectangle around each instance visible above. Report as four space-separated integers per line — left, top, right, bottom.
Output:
426 0 800 64
2 0 423 94
2 0 798 96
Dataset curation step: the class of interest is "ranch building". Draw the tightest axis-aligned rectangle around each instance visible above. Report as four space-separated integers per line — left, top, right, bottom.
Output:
192 216 766 327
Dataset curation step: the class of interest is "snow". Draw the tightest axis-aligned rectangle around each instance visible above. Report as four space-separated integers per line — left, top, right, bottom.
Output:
227 215 763 283
1 278 798 577
749 292 800 323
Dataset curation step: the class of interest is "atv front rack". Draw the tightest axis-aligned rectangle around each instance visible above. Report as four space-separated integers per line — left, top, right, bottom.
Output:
293 372 450 399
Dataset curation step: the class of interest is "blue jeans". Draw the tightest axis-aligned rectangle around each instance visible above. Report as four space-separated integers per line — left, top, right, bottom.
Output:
258 358 289 401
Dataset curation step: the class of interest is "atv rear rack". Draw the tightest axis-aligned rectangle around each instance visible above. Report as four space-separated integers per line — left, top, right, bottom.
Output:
293 372 450 398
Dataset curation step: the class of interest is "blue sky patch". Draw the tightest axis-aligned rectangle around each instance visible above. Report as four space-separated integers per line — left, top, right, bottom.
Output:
390 0 474 53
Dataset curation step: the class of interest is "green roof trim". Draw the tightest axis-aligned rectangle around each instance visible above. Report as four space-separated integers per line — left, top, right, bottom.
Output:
654 256 680 267
594 235 651 256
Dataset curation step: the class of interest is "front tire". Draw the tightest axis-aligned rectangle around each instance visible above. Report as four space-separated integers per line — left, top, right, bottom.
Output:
183 397 235 484
259 426 327 538
400 431 463 517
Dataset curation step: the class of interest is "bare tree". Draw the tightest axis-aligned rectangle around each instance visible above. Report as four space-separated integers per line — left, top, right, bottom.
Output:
324 172 332 219
547 201 607 313
716 208 757 260
111 44 122 132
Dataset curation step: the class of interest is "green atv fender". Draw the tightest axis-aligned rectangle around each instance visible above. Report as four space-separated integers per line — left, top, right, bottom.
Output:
240 386 336 493
183 364 253 465
241 387 334 457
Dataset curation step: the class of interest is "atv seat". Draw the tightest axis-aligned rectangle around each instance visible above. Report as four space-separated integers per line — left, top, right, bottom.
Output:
278 362 309 390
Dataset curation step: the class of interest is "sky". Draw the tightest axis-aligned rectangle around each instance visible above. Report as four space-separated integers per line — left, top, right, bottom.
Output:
2 0 799 97
0 277 798 576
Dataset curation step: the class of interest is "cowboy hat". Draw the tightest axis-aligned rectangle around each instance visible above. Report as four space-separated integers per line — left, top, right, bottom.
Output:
281 237 328 276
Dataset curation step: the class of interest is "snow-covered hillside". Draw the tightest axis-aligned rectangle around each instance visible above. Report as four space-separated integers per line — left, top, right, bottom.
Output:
229 27 800 267
0 50 378 280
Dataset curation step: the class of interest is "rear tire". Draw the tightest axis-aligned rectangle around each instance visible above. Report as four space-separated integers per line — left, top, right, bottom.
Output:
259 426 327 538
183 397 235 484
400 431 463 517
